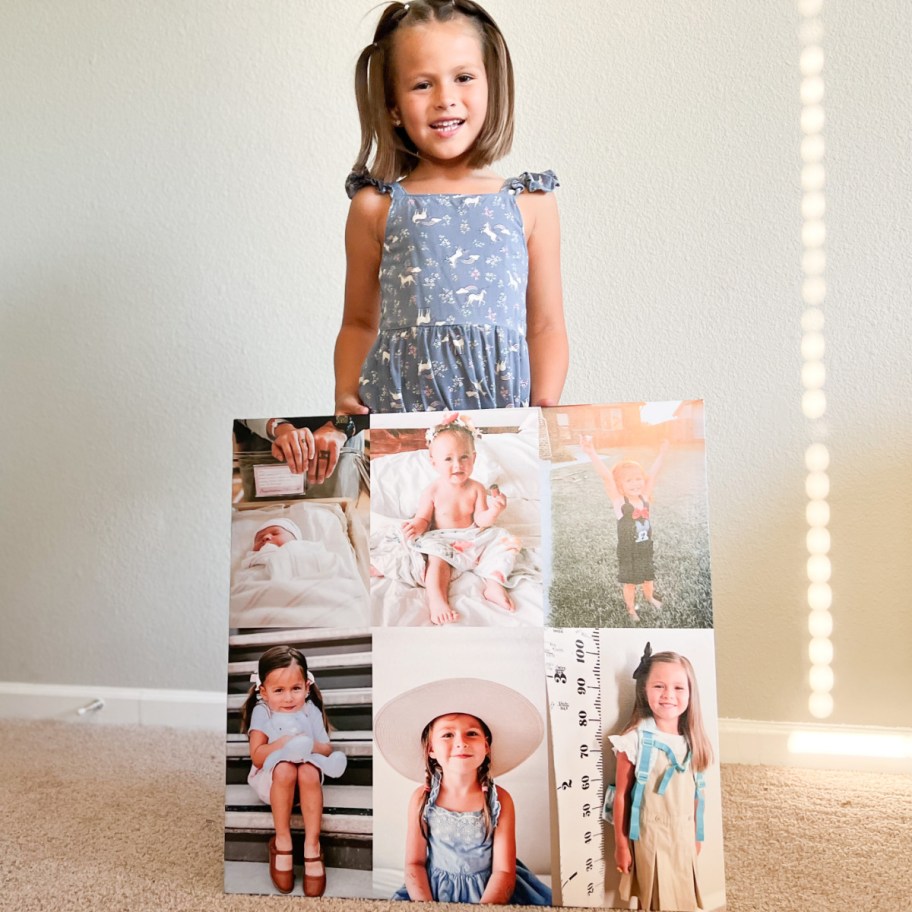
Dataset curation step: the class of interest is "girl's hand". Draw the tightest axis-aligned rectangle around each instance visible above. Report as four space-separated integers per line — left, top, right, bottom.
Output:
579 434 597 457
487 485 507 514
402 517 428 541
615 838 633 874
335 391 370 416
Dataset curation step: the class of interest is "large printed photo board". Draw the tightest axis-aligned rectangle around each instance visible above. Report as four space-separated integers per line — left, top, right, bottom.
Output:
224 403 725 911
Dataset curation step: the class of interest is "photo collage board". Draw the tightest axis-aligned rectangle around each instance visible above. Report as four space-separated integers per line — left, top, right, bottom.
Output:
225 402 725 911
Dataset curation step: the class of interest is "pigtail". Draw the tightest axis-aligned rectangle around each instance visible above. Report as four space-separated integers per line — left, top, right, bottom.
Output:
239 683 260 734
306 679 333 735
477 754 494 839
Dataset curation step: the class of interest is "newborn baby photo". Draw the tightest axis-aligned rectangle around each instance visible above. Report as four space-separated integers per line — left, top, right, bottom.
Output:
229 502 369 629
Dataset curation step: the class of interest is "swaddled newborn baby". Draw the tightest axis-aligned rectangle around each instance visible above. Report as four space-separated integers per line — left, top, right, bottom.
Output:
242 519 344 579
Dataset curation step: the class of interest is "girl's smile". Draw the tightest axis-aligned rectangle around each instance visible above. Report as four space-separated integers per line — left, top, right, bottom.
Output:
259 664 309 714
645 662 690 733
390 18 489 169
429 433 477 486
428 712 490 771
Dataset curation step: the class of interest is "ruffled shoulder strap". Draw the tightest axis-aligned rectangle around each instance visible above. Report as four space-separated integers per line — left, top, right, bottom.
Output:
346 171 395 199
504 170 560 195
487 781 502 828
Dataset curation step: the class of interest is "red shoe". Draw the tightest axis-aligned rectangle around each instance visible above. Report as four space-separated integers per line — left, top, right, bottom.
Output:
268 836 294 894
303 852 326 897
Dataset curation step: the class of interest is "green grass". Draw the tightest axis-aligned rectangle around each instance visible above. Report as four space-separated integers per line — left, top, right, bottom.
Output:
548 445 713 628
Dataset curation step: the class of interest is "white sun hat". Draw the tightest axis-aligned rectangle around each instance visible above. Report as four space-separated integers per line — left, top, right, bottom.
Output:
374 677 544 781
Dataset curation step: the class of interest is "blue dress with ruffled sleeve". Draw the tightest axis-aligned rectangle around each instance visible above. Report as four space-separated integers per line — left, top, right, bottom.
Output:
391 774 552 905
345 171 559 413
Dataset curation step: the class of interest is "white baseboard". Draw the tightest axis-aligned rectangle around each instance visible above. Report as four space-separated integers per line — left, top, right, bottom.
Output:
719 717 912 773
0 682 225 730
1 684 909 772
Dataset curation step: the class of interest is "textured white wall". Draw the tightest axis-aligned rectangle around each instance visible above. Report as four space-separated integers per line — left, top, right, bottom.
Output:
1 1 909 727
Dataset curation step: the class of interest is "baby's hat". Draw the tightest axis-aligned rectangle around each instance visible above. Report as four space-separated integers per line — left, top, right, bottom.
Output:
374 677 544 781
255 518 302 541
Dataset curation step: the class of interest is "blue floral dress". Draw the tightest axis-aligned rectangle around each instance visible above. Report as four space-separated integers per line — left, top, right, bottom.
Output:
392 774 552 905
346 171 559 412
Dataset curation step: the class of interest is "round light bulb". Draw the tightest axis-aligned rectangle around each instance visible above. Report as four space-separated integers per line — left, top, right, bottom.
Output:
806 499 830 527
801 75 825 105
800 45 824 76
809 691 833 719
804 443 829 472
807 582 832 611
801 308 825 332
807 554 831 583
807 527 831 554
801 163 826 192
808 607 833 636
802 220 826 248
809 664 834 693
802 249 826 275
809 637 834 665
802 389 827 420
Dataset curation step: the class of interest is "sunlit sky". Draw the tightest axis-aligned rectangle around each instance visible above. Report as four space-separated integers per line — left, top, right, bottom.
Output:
640 400 682 425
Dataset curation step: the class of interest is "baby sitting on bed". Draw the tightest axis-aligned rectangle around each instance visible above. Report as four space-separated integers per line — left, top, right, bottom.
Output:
398 414 522 626
241 518 344 580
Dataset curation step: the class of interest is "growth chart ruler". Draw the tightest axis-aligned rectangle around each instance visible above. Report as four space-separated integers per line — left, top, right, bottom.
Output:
545 627 606 908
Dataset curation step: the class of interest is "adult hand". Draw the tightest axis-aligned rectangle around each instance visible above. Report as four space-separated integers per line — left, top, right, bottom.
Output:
271 423 315 475
309 422 347 485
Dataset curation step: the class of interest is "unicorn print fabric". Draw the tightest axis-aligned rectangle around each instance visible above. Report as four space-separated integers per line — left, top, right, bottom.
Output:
347 171 559 412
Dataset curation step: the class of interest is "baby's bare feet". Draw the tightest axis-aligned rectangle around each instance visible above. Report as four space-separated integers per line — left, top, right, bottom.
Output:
648 597 662 610
483 582 515 612
428 594 459 625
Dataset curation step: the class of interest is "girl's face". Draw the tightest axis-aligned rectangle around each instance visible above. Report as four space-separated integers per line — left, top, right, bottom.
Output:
253 525 295 552
618 468 646 498
427 712 490 773
259 663 309 714
645 661 689 733
429 431 476 485
390 17 488 167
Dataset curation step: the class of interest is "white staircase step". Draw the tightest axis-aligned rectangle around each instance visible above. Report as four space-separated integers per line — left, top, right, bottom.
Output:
224 860 385 898
227 651 372 676
226 783 372 811
228 628 370 648
225 809 372 837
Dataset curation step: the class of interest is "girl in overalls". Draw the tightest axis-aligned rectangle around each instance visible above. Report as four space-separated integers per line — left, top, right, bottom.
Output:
608 644 712 911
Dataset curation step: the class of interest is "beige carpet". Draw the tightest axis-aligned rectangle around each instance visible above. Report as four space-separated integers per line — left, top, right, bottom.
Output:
3 719 910 911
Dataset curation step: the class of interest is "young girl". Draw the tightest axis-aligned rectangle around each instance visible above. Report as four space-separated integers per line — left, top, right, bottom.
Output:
335 0 567 415
580 436 669 621
374 677 552 905
240 646 348 896
608 644 712 912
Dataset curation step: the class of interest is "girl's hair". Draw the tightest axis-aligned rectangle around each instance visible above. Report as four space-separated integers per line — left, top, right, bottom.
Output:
622 651 713 771
239 645 330 735
612 459 646 490
418 713 494 837
353 0 515 183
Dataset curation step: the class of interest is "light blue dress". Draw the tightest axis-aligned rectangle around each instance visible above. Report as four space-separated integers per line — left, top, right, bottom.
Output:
346 171 559 413
392 774 552 905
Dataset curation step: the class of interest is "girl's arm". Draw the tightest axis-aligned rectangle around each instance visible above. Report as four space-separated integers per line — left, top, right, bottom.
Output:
473 483 507 528
248 729 296 770
644 439 670 500
334 189 388 415
579 436 624 509
402 786 433 902
613 751 636 874
480 786 517 904
402 483 436 540
523 191 567 407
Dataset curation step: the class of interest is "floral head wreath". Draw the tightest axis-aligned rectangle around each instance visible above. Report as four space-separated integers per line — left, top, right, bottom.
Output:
425 412 482 446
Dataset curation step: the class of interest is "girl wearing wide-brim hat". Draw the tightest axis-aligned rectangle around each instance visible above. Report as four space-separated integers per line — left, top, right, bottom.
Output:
374 677 552 905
